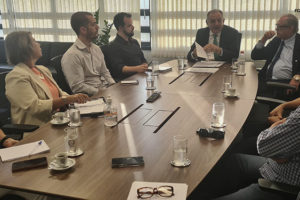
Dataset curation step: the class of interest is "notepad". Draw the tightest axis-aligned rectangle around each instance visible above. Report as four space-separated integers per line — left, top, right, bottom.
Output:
74 99 105 115
0 140 50 162
127 181 188 200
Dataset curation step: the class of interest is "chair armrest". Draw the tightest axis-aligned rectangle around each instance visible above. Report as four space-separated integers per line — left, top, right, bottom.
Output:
2 124 39 133
258 178 300 195
266 81 296 90
256 96 286 105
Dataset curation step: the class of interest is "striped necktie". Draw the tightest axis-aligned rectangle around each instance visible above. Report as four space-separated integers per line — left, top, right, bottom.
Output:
213 34 219 60
266 41 284 80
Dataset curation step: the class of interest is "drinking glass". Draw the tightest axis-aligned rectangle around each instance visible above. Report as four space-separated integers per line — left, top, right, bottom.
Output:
170 135 191 167
104 106 118 127
222 75 232 93
237 62 246 76
211 102 226 128
69 109 81 127
231 58 238 70
64 127 83 156
151 61 159 76
146 76 156 90
177 58 185 70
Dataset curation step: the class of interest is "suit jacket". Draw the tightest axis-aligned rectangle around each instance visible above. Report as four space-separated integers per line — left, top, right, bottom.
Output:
251 33 300 81
187 25 240 62
5 63 68 125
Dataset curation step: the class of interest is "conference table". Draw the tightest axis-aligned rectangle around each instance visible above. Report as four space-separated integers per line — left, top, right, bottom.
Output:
0 60 258 199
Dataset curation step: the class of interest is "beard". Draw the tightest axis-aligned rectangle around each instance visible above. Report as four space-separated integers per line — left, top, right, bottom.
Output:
124 30 134 38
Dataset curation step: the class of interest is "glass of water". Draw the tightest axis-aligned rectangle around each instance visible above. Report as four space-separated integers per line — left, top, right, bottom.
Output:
151 61 159 76
170 135 191 167
69 108 81 127
64 127 83 157
146 76 156 90
211 102 226 128
104 106 118 127
237 62 246 76
222 75 232 93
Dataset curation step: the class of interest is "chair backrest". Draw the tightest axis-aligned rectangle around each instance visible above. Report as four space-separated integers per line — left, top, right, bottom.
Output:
0 71 11 125
50 55 73 94
237 32 242 56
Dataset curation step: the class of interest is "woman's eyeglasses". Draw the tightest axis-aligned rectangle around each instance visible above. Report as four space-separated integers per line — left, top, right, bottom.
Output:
137 186 174 199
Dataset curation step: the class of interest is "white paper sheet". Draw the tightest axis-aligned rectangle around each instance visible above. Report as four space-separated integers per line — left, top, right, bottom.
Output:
74 99 105 115
192 61 225 68
127 181 188 200
195 42 208 59
0 140 50 162
185 67 219 73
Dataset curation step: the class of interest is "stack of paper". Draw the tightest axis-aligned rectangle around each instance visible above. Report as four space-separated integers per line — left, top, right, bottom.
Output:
0 140 50 162
192 61 225 68
127 181 188 200
74 99 105 115
185 68 219 73
195 42 208 59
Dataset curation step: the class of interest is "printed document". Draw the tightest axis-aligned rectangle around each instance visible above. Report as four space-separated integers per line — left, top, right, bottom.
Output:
74 98 105 115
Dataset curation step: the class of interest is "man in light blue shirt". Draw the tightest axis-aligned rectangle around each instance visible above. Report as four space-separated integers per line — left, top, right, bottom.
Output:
251 14 300 100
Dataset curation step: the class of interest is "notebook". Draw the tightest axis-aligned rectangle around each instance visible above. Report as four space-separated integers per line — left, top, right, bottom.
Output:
127 181 188 200
0 140 50 162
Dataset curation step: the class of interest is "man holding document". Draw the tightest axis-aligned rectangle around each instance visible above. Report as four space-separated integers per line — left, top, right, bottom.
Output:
187 9 240 62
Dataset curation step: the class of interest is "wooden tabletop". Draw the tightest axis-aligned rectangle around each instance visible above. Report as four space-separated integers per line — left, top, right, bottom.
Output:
0 61 258 200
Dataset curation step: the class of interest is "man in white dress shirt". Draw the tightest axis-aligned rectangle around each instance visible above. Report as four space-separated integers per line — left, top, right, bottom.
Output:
62 12 115 96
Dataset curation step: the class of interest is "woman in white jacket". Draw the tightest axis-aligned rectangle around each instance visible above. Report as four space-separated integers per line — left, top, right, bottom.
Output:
5 31 89 125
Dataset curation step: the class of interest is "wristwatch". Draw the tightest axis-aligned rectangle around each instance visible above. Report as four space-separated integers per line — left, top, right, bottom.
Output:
293 75 300 81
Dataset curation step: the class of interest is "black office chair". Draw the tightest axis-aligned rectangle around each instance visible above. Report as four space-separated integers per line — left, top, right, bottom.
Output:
50 55 73 94
236 32 242 55
0 72 39 142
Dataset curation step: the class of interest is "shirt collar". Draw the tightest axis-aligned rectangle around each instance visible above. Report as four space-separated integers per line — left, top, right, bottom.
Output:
74 38 89 50
283 34 296 47
115 34 133 45
209 31 221 37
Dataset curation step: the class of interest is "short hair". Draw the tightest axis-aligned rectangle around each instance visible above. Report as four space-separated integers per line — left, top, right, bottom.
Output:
71 12 93 36
5 31 34 65
282 14 299 33
207 9 224 20
113 12 132 30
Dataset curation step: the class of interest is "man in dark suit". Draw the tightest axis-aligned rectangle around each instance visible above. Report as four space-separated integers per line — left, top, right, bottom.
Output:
187 9 240 62
251 14 300 99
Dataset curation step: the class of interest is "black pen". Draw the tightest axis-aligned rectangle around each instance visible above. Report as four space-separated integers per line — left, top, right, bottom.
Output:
147 61 152 66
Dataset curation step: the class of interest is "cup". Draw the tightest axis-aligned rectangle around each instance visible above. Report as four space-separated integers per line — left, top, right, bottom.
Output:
211 102 226 128
151 61 159 76
170 135 191 167
237 62 246 76
52 112 65 123
64 127 78 154
177 58 185 70
227 88 236 96
222 75 232 93
104 106 118 127
69 109 81 127
231 58 238 70
54 152 68 167
146 76 156 90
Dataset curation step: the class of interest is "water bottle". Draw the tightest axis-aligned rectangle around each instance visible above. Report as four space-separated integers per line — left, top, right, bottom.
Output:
104 96 118 127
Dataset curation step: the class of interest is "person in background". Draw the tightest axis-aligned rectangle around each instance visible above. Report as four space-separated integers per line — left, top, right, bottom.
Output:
5 31 89 126
187 9 240 62
62 11 115 96
251 14 300 100
105 12 148 82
